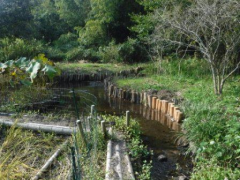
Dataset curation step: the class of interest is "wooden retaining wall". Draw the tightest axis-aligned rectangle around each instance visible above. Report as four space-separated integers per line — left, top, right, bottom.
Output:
57 67 144 82
104 79 185 123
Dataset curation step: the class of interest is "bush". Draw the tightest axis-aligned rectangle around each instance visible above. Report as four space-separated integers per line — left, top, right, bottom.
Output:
98 38 147 63
191 161 240 180
53 33 79 51
45 33 81 61
0 38 44 62
98 41 121 63
45 47 66 61
118 38 137 63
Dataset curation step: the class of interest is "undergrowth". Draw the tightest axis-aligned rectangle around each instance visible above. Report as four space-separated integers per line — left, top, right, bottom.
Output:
113 59 240 179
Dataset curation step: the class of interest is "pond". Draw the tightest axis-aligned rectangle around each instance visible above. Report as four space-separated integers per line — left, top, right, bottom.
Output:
58 81 193 180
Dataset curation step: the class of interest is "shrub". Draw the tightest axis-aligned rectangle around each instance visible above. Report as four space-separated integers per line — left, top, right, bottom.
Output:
0 38 44 62
98 41 121 63
45 47 66 61
65 47 85 61
191 161 240 180
98 38 147 63
118 38 137 63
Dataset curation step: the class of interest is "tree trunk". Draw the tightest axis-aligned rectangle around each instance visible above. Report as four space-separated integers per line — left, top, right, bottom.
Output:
210 65 218 95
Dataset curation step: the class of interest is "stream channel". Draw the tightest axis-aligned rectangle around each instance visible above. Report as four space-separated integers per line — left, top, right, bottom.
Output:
59 81 192 180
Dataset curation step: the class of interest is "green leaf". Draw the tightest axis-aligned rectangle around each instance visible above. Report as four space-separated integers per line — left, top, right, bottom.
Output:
41 64 57 80
26 61 41 82
4 60 14 67
15 57 30 69
0 63 7 69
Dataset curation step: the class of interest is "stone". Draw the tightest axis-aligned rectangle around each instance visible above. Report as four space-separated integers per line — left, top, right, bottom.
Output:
157 154 168 162
178 176 189 180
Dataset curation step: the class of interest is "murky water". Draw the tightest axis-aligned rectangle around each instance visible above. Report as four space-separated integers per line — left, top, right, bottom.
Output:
58 81 192 179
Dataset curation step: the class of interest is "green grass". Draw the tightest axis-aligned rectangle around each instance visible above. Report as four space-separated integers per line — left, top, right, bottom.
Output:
113 60 240 179
56 62 147 74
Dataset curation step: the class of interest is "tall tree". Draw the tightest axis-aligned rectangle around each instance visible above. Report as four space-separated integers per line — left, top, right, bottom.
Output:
31 0 70 42
55 0 91 28
78 0 142 46
0 0 34 38
152 0 240 94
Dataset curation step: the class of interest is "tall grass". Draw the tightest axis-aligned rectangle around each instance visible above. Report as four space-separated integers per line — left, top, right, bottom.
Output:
0 125 70 179
72 114 106 179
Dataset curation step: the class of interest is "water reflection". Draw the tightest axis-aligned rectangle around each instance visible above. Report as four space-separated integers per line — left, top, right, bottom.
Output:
105 97 181 132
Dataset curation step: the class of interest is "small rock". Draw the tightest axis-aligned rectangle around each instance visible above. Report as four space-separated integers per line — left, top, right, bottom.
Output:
157 154 168 162
178 176 189 180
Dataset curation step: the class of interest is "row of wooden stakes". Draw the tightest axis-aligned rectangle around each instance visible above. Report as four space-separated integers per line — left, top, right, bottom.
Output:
148 97 184 123
59 67 143 82
105 82 184 123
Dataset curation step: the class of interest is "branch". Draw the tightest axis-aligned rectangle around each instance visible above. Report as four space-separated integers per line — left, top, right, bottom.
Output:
223 60 240 83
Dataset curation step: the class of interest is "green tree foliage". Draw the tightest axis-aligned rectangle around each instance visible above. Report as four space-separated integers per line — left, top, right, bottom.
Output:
31 0 70 42
78 0 142 46
55 0 90 28
0 0 34 38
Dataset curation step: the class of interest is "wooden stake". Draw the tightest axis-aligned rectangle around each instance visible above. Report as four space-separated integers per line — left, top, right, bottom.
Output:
174 107 180 120
159 100 162 111
162 100 169 114
143 92 147 106
126 111 130 127
148 95 152 108
176 111 184 123
76 120 87 148
101 121 106 138
91 105 95 117
152 97 157 109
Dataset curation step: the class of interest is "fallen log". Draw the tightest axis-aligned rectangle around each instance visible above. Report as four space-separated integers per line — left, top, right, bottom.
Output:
0 119 76 135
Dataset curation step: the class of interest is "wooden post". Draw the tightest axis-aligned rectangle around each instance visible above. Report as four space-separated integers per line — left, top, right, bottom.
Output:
170 104 175 117
176 111 184 123
148 95 152 108
152 97 157 109
156 99 159 110
101 121 106 138
174 107 180 120
126 111 130 127
151 109 155 120
76 120 87 147
158 100 161 111
91 105 95 117
168 103 174 115
143 92 147 106
162 100 169 114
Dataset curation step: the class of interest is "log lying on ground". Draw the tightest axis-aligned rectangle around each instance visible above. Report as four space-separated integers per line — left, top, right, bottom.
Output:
31 140 69 180
0 119 76 135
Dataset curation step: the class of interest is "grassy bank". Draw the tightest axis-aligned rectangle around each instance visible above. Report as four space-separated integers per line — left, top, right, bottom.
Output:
56 62 146 74
113 59 240 179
